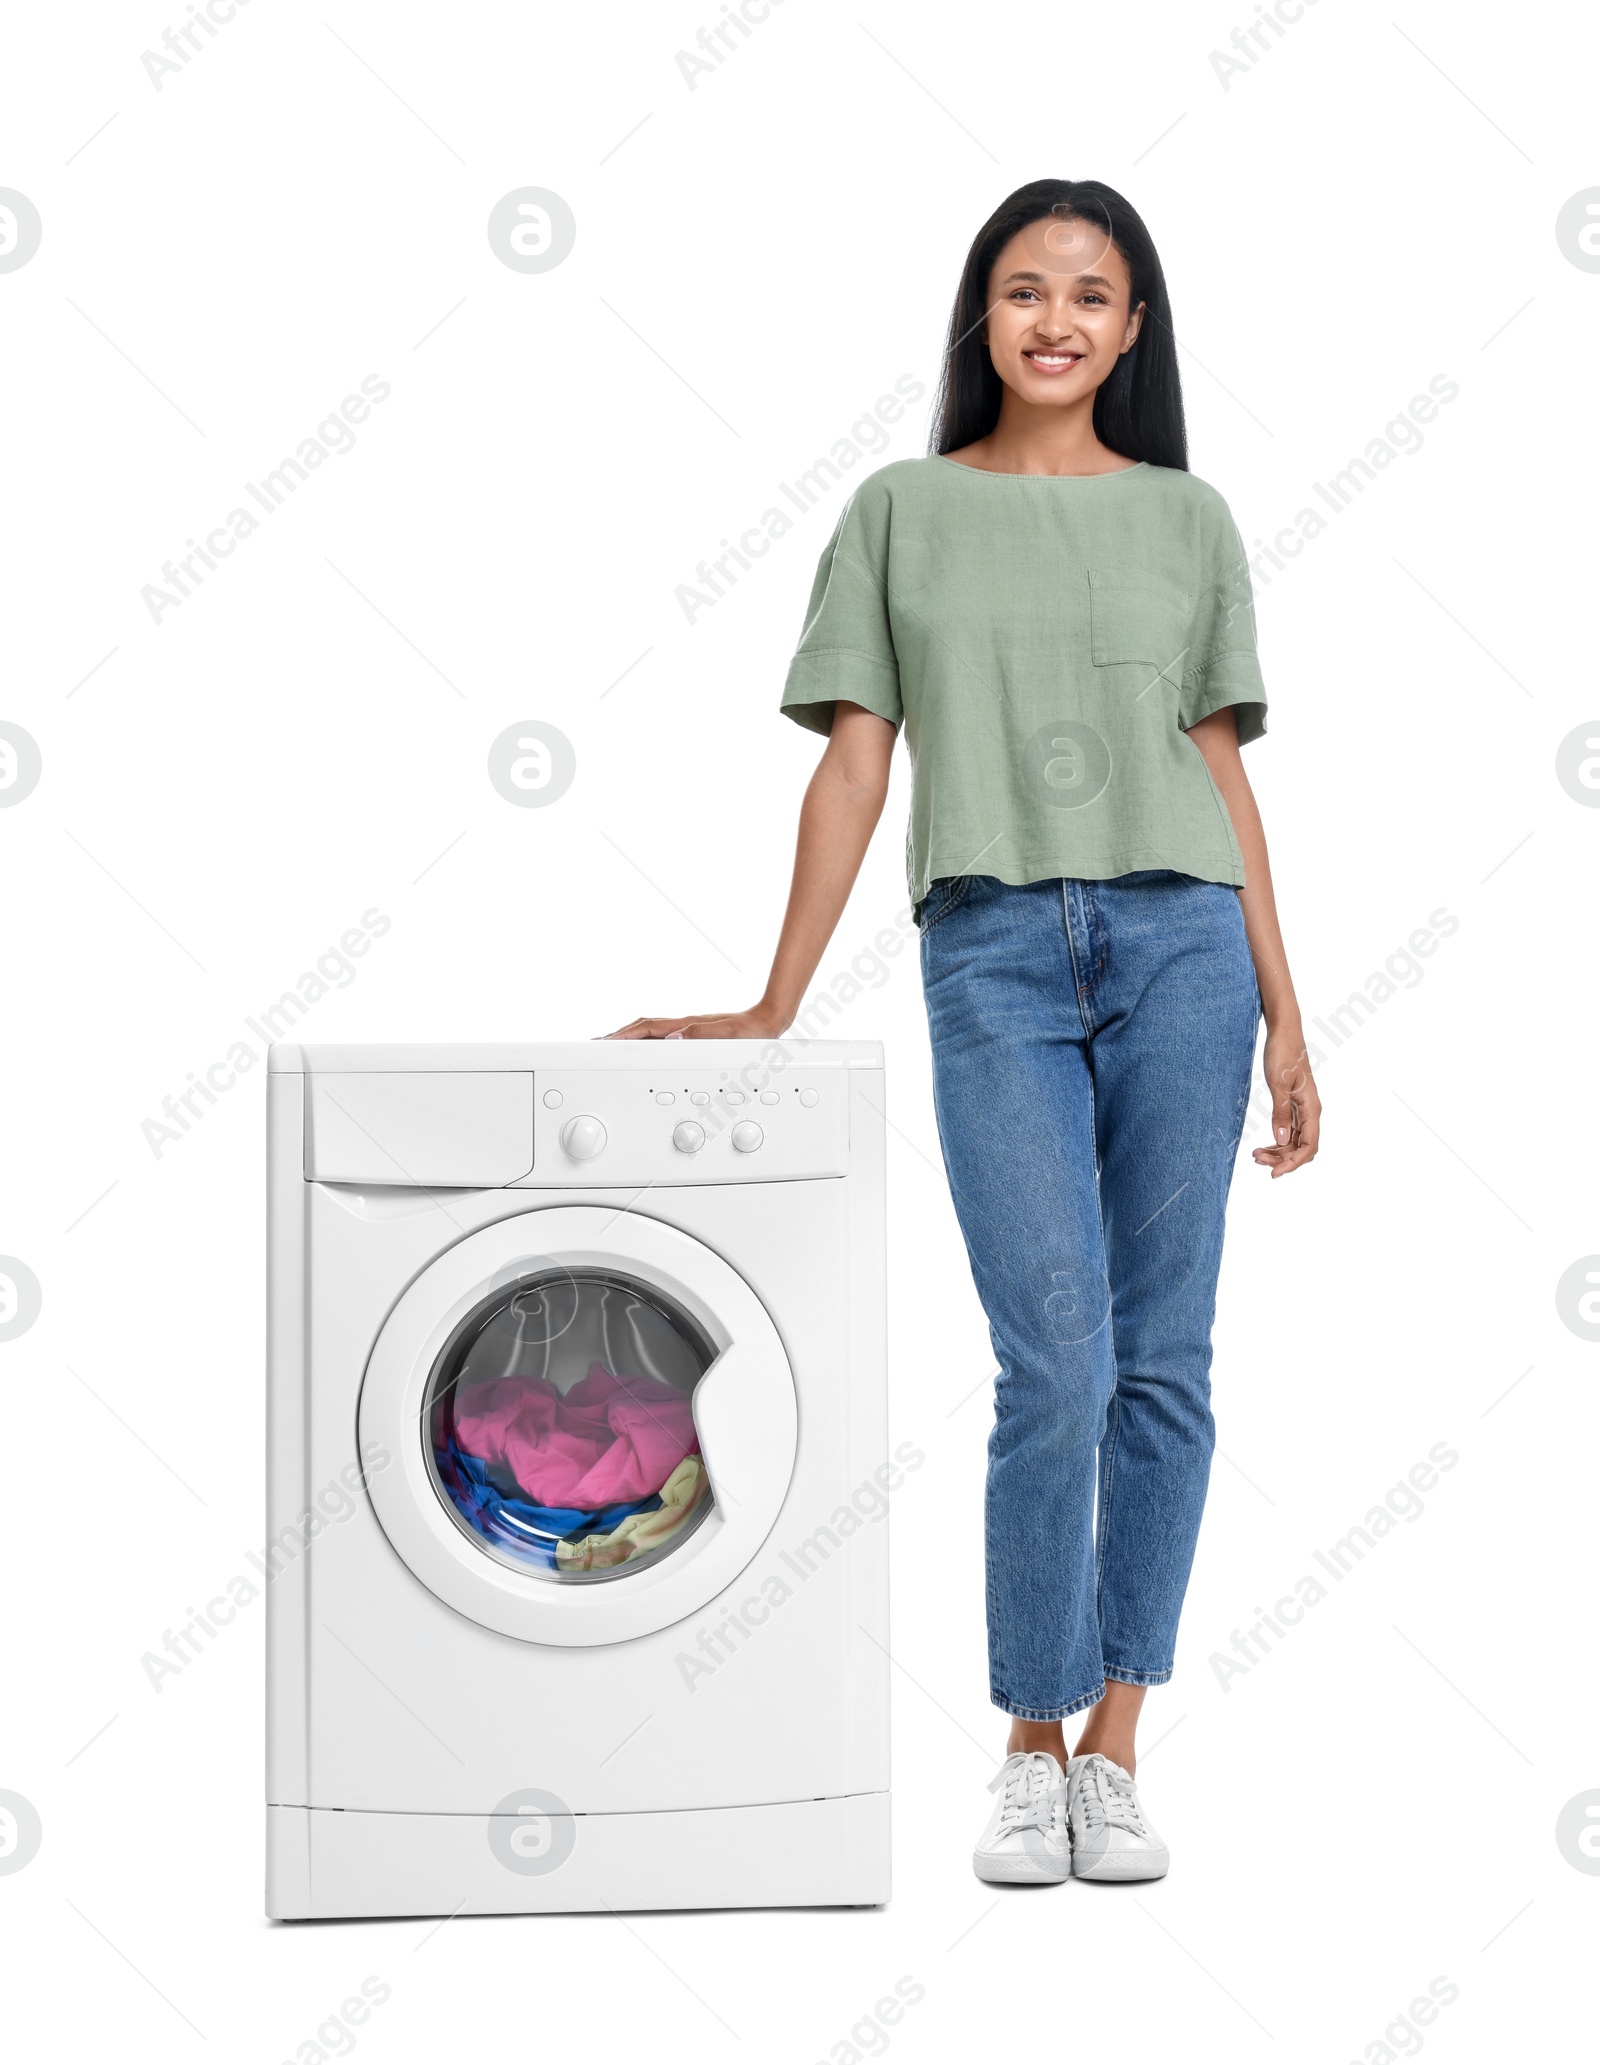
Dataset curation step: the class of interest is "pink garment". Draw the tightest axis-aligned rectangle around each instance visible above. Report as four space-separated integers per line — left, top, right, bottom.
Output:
450 1362 700 1510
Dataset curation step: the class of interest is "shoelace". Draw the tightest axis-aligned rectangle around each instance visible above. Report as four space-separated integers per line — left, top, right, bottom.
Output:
1075 1754 1148 1836
988 1752 1064 1834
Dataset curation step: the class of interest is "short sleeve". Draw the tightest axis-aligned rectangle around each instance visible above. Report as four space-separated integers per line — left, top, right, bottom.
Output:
1179 503 1267 744
780 480 903 737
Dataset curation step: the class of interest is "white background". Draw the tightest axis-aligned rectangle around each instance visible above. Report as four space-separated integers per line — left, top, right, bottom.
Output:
3 0 1596 2057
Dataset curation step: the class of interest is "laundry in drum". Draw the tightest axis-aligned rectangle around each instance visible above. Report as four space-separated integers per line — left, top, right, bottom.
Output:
555 1455 708 1572
435 1361 710 1574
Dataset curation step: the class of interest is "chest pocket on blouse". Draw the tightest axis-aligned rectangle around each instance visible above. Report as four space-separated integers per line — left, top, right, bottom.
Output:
1088 568 1195 683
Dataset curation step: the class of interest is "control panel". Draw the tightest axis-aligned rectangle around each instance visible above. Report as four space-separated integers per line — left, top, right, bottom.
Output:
515 1067 850 1185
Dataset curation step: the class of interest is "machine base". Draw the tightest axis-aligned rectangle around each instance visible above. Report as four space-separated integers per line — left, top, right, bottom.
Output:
267 1793 890 1919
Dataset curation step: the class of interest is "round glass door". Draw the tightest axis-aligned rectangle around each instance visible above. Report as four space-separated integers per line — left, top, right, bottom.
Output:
425 1268 716 1583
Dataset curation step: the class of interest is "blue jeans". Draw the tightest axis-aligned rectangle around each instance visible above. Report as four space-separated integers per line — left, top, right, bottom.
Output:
918 871 1261 1720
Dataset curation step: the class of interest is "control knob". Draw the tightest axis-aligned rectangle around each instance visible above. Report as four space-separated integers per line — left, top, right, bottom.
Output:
559 1114 607 1161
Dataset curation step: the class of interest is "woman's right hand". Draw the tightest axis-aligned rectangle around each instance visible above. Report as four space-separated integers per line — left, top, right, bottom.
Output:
603 702 895 1048
602 1007 787 1041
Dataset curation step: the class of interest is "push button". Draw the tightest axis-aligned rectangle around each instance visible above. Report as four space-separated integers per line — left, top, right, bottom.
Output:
760 1091 779 1106
798 1088 818 1108
543 1089 564 1109
655 1091 674 1105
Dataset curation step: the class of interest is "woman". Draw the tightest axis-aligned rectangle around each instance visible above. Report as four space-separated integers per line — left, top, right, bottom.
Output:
610 178 1320 1887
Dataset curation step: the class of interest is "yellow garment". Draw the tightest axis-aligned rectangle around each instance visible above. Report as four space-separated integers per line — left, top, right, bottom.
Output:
555 1457 708 1571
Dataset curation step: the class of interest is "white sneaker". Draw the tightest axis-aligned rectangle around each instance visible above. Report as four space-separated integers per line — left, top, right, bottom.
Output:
972 1750 1072 1884
1066 1752 1169 1880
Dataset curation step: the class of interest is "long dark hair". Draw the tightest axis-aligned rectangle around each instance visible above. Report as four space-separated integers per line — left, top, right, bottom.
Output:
930 179 1187 471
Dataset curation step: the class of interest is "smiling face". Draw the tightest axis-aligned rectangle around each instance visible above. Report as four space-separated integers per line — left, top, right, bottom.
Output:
984 214 1145 409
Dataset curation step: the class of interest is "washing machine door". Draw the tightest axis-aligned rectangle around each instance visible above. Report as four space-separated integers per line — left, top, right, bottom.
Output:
358 1207 797 1647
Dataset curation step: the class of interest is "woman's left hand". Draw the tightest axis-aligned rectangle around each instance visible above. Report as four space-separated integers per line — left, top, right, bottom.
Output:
1251 1027 1321 1177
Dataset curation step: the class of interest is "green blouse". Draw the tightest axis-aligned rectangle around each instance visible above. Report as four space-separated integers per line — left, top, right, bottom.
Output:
780 456 1267 909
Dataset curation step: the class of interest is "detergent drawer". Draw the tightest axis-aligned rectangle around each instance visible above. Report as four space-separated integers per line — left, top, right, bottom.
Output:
304 1072 534 1186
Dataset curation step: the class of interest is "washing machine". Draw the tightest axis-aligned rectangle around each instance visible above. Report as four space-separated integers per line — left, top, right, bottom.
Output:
265 1040 892 1918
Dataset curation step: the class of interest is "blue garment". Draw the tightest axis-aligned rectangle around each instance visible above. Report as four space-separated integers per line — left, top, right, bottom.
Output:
918 869 1260 1719
436 1445 661 1569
